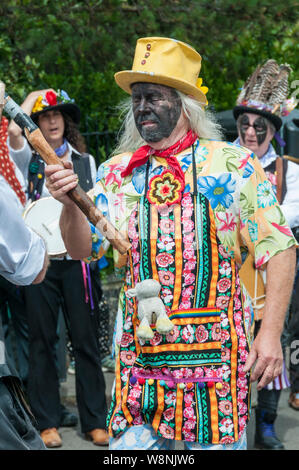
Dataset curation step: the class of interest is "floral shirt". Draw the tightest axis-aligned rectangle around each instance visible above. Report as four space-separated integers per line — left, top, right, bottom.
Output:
90 138 295 272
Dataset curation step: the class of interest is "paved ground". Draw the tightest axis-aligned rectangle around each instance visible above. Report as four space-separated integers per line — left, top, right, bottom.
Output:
54 369 299 451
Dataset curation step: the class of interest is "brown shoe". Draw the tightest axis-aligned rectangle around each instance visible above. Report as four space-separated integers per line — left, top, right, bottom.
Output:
40 427 62 448
85 428 109 446
289 392 299 411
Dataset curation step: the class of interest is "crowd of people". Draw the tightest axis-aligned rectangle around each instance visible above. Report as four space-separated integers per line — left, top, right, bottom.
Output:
0 36 298 451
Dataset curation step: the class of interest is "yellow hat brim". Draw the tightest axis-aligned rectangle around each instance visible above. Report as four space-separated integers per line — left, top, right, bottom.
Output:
114 70 208 106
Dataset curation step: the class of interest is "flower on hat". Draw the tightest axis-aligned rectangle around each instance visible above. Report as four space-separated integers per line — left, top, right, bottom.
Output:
32 89 75 114
196 78 208 103
45 91 57 106
32 95 44 113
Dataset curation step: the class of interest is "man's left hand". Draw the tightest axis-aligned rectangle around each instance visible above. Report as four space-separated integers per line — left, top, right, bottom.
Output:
243 329 283 390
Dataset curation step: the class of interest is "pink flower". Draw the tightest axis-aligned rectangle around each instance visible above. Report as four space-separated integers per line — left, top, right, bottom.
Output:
221 329 230 343
165 391 176 405
183 271 195 285
220 435 235 444
217 278 231 293
219 417 234 434
183 419 196 431
183 232 195 244
184 392 194 405
219 400 233 416
216 212 237 232
183 248 195 260
181 194 192 206
183 406 195 419
156 252 174 267
150 332 163 346
194 367 204 378
160 218 175 234
216 382 230 397
157 235 175 251
219 260 232 275
163 407 175 422
271 222 293 237
221 347 231 362
238 401 248 415
256 250 270 269
216 295 230 309
159 423 174 439
179 299 192 310
211 322 221 341
182 286 194 298
120 333 134 348
195 325 208 343
120 350 136 366
158 270 175 286
166 325 180 343
182 219 194 232
161 287 173 304
133 415 144 425
182 431 196 442
219 245 230 259
182 325 195 343
185 259 196 271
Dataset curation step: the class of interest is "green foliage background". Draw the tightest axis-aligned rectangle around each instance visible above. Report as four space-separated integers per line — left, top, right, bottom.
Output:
1 0 298 137
0 0 298 275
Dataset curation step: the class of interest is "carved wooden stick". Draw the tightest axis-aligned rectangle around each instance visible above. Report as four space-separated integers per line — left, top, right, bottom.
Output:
4 94 131 255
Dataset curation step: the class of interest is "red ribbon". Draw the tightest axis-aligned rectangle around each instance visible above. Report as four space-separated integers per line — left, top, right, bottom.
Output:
121 130 198 189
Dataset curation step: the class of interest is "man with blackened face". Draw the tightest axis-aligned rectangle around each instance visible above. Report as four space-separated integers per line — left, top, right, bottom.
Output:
45 40 297 452
132 82 185 146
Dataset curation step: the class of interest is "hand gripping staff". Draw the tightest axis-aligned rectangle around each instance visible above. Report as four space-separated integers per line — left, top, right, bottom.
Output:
3 91 131 255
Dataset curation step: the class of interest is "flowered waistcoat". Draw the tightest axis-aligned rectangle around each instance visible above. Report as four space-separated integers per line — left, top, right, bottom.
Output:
89 139 295 444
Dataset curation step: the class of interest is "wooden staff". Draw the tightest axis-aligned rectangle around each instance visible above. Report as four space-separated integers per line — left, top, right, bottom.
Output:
3 93 131 255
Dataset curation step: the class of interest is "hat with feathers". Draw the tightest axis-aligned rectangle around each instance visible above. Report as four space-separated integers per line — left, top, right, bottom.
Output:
233 59 296 131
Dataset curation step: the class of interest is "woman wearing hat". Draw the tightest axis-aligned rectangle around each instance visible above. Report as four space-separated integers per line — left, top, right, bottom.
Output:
45 38 296 450
7 89 109 448
233 60 299 450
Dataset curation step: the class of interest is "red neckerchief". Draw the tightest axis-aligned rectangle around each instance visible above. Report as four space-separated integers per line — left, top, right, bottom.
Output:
121 130 198 188
0 116 26 206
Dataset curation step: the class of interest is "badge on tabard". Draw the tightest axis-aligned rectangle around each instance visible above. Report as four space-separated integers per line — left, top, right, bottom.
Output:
147 169 184 206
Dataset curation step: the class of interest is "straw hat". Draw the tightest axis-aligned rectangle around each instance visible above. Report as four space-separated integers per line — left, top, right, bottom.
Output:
114 37 208 105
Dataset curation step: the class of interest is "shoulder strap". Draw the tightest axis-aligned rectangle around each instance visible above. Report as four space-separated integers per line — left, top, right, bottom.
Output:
275 157 283 204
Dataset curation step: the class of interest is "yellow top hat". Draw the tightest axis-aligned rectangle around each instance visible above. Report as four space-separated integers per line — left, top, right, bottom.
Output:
114 37 208 105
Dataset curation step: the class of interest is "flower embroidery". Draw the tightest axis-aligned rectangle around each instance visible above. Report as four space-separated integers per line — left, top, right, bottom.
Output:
197 174 236 209
257 180 276 208
147 170 183 206
159 423 174 439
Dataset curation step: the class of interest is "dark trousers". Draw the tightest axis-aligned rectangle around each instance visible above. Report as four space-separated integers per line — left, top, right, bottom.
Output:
25 260 107 433
0 377 45 450
0 278 29 387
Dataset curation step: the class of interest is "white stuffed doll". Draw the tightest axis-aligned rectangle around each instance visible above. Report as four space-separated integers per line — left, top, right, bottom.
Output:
127 279 174 341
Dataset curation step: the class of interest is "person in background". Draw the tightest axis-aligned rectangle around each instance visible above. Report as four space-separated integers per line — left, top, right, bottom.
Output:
233 59 299 449
0 83 49 449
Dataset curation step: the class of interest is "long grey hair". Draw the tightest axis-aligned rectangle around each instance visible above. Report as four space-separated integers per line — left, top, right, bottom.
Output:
112 89 223 155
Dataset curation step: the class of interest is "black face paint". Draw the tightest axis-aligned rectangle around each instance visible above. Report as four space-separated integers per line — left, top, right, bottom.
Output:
131 83 182 142
239 114 269 145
